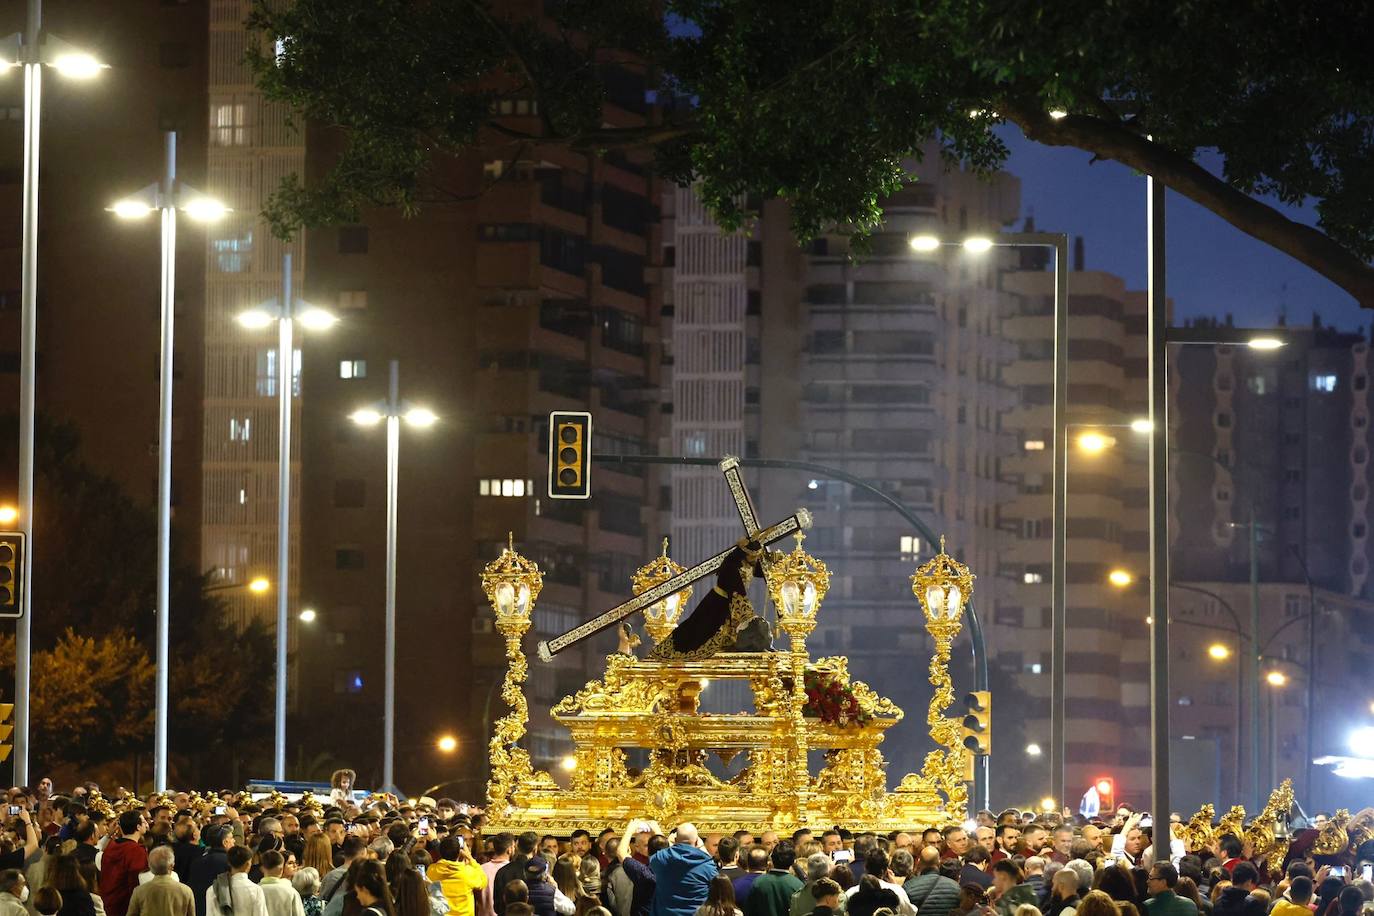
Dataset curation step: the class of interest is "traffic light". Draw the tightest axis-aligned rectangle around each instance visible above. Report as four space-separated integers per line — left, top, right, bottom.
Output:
547 411 592 500
0 703 13 762
0 532 22 619
1094 776 1115 810
961 690 991 755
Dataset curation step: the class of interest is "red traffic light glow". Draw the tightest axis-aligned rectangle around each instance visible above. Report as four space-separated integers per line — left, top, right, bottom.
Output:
1096 778 1113 795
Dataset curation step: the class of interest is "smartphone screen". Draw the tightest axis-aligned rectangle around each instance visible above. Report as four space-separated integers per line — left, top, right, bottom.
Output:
418 817 430 836
1361 864 1372 883
214 806 227 816
1330 866 1346 878
7 806 18 816
457 836 465 849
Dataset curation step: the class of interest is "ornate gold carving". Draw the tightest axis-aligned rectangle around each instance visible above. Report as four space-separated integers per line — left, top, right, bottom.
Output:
1177 803 1216 853
1314 809 1352 855
1244 779 1294 875
635 539 693 645
1218 804 1247 841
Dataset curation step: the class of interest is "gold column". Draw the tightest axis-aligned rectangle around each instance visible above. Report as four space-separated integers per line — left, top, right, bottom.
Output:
482 534 543 813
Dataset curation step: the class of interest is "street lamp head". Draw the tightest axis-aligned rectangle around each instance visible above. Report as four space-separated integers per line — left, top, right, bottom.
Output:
110 199 155 219
1247 337 1285 351
50 53 106 80
298 307 339 331
1208 643 1231 660
298 608 317 623
350 408 384 427
403 407 438 428
236 308 276 330
1040 797 1057 813
436 735 458 754
1266 670 1288 687
248 576 271 594
1025 743 1043 757
0 506 16 525
182 198 230 223
1129 418 1154 433
962 236 994 254
559 755 577 772
908 234 941 252
1108 569 1134 588
1048 109 1068 120
1076 431 1116 453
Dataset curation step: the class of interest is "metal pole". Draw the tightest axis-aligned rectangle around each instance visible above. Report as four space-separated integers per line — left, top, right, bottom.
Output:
383 360 400 791
1146 174 1171 845
13 0 42 786
590 451 991 807
1049 236 1070 813
1248 500 1261 811
273 253 294 781
154 131 178 793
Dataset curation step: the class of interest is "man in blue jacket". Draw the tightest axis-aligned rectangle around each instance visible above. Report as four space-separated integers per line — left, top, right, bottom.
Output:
650 824 719 916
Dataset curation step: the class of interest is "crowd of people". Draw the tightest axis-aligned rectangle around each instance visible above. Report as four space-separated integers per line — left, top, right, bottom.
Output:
0 778 1369 916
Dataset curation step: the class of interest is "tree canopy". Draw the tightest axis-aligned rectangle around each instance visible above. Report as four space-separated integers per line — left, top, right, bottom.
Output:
248 0 1374 307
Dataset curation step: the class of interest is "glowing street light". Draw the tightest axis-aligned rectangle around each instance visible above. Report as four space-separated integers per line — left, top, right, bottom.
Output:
1129 418 1154 433
298 608 317 623
350 360 437 791
560 755 578 772
1108 569 1134 588
0 507 16 526
908 234 941 252
1208 643 1231 660
1076 431 1116 453
436 735 458 754
1026 743 1043 757
962 236 994 254
1040 796 1057 813
1246 337 1285 351
1266 670 1288 687
1351 726 1374 758
247 576 271 594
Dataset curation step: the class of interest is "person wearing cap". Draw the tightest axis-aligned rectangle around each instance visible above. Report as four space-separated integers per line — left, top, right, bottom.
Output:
430 837 487 916
519 858 564 916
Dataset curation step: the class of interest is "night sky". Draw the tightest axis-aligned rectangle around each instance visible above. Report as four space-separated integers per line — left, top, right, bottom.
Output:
996 125 1371 335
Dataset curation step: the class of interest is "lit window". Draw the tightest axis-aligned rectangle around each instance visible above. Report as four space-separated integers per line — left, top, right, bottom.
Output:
1312 374 1338 392
479 480 491 496
1027 663 1043 674
229 417 251 442
899 535 921 557
483 160 505 181
338 290 368 310
1023 440 1045 451
210 102 247 147
480 478 534 498
212 227 253 273
1023 572 1043 584
339 359 367 379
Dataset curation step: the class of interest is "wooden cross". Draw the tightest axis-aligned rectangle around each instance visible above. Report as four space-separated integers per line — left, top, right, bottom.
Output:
535 457 810 661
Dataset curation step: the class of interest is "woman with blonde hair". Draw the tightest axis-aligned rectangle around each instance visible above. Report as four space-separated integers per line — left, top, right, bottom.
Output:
1075 891 1121 916
304 836 334 879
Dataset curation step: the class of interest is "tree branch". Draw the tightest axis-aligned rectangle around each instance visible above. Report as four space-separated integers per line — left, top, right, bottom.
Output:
1002 102 1374 309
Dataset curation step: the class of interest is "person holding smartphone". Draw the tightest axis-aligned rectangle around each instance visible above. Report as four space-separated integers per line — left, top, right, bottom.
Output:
430 837 486 916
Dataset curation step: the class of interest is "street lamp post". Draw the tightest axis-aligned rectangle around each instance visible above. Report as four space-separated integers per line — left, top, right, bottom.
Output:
110 131 227 792
350 360 437 791
2 0 105 786
238 253 337 781
911 230 1067 810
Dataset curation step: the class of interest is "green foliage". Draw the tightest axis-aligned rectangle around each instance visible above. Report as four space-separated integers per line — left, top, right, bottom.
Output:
246 0 1374 299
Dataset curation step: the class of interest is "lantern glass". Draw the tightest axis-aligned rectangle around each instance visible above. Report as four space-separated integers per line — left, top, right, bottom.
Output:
946 585 962 619
926 584 944 618
496 583 514 614
517 584 531 614
802 581 817 616
780 580 800 615
666 593 681 616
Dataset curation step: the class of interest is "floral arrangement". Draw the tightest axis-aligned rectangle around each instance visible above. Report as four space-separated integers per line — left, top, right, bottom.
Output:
802 668 870 726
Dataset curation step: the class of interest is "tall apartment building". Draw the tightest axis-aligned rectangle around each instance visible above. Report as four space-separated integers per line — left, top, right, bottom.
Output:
1169 317 1374 811
201 0 305 632
661 159 1024 773
293 70 665 792
999 266 1152 805
0 0 208 555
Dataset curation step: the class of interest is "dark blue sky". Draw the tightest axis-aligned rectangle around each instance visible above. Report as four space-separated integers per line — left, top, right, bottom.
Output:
996 125 1371 334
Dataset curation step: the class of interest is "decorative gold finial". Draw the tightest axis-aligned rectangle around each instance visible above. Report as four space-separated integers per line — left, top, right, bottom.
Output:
508 531 514 550
661 537 670 557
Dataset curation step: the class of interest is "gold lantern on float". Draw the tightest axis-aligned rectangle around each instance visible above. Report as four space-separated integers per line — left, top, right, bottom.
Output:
481 533 545 813
911 535 975 820
634 539 693 646
766 531 830 646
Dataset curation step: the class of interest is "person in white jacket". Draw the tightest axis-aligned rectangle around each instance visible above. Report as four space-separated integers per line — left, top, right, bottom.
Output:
205 848 267 916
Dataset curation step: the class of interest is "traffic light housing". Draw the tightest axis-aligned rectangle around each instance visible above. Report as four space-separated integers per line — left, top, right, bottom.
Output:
547 411 592 500
961 690 991 755
0 703 13 762
0 532 22 619
1094 776 1115 810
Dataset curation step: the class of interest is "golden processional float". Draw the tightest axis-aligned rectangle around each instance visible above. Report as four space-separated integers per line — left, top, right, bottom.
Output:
480 458 976 834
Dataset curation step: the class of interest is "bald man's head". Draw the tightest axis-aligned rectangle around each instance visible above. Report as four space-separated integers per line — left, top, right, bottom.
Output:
675 823 699 846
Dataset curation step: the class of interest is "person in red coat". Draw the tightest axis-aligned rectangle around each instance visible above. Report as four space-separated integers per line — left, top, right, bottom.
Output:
99 811 150 916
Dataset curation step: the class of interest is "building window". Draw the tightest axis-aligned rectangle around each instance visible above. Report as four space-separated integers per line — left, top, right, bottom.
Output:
338 290 368 310
335 548 365 570
333 669 365 694
338 226 369 254
1023 440 1045 451
333 479 366 509
1312 373 1338 392
210 102 248 146
229 416 251 442
1215 489 1230 502
1284 595 1305 618
479 478 533 497
1023 571 1043 585
483 159 505 181
212 227 253 273
339 359 367 379
899 535 921 558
